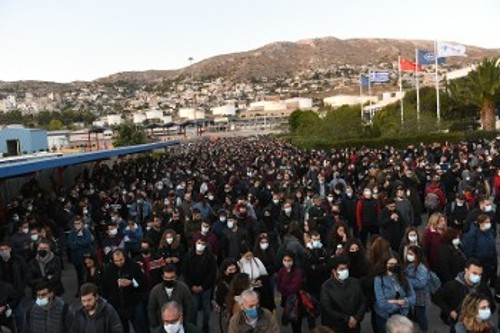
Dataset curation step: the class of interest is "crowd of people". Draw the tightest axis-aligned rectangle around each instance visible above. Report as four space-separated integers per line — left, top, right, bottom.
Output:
1 135 500 333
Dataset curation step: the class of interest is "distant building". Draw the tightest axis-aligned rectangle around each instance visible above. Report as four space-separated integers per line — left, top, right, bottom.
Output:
0 126 48 156
48 130 71 150
284 97 313 110
323 95 378 108
362 92 405 121
178 108 204 120
211 104 236 116
106 114 123 126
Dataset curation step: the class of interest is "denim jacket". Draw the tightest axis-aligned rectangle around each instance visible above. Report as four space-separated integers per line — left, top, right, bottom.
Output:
404 263 431 306
374 274 416 318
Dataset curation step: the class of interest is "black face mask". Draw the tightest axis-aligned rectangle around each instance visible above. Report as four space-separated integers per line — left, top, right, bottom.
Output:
387 265 401 274
163 280 176 288
225 272 236 282
37 250 48 257
141 248 150 255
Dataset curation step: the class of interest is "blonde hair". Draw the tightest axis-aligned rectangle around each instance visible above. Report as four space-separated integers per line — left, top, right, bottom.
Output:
426 212 446 230
459 293 491 332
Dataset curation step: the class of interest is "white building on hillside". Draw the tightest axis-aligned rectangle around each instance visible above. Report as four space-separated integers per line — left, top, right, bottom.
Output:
211 104 236 116
284 97 313 110
323 95 378 108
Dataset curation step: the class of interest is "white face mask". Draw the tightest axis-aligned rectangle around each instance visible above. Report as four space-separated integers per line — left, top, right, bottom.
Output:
164 322 181 333
201 226 210 234
452 238 461 246
337 269 349 281
196 243 206 252
284 207 292 214
482 222 492 231
219 216 227 222
408 235 418 243
227 221 235 229
166 237 174 244
327 196 334 203
484 205 493 213
31 234 39 242
22 228 29 234
312 240 322 249
260 242 269 250
109 228 118 236
406 254 415 263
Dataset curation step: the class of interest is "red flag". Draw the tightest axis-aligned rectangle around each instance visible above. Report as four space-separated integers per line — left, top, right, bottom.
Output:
400 57 423 72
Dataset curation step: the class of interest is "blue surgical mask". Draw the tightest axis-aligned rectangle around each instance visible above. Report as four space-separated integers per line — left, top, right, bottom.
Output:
36 298 49 307
469 273 481 285
245 308 259 319
478 308 491 321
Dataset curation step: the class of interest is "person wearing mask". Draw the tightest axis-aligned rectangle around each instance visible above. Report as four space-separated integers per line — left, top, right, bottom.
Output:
72 282 124 333
212 209 229 237
307 195 328 239
465 197 495 233
220 215 249 260
320 255 367 333
134 239 164 294
344 239 369 279
146 215 164 250
446 193 470 231
304 231 329 305
67 217 94 287
394 185 414 227
151 301 202 333
434 259 496 328
225 273 252 320
25 281 74 333
129 194 152 225
102 223 125 259
182 236 216 332
148 265 193 329
81 253 104 293
398 227 422 259
228 289 280 333
327 222 350 257
28 238 64 296
0 280 20 333
454 292 497 333
122 217 143 259
463 214 497 289
437 228 467 283
192 220 218 257
214 258 239 328
373 254 415 332
277 201 297 239
340 186 358 236
184 208 203 245
158 229 184 272
277 252 304 333
403 246 431 333
378 199 405 252
101 249 145 333
422 213 447 272
356 188 380 245
10 220 32 261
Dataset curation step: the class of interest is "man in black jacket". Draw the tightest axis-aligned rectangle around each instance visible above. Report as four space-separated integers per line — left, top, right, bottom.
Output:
433 259 496 327
72 283 123 333
101 249 146 333
182 236 216 333
320 255 367 333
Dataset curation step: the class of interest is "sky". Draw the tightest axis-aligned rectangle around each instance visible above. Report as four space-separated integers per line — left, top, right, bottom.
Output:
0 0 499 83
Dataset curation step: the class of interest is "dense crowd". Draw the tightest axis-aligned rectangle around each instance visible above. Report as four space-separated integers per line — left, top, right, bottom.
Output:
1 135 500 333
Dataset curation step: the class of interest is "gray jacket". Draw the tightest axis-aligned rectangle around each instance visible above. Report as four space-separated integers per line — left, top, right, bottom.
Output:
148 281 193 327
71 297 123 333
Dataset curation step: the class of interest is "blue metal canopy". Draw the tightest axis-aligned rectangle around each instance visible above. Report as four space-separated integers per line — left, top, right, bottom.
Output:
0 141 180 179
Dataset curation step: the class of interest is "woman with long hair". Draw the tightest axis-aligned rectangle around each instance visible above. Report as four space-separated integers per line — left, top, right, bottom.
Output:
277 251 305 333
403 245 431 333
214 258 239 332
225 273 252 318
374 253 415 333
157 229 184 271
423 213 447 272
398 226 423 259
345 238 369 279
327 221 350 257
437 228 467 283
81 253 104 293
455 292 498 333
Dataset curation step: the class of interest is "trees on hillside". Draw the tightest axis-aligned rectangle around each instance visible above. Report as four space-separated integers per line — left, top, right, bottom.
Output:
113 122 148 147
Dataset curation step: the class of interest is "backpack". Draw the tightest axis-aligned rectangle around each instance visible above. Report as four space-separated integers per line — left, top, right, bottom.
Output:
424 191 440 210
428 270 442 294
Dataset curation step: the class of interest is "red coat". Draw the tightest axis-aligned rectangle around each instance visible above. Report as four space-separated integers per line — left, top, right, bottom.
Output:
277 266 303 297
423 228 442 272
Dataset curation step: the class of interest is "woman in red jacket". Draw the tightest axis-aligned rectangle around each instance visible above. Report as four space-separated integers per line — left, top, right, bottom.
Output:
423 213 447 272
277 251 304 333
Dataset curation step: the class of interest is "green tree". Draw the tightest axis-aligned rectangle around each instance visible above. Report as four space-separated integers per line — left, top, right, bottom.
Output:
113 122 148 147
449 58 500 131
48 119 64 131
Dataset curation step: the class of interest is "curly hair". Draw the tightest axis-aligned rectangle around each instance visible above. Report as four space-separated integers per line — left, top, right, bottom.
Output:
459 292 491 332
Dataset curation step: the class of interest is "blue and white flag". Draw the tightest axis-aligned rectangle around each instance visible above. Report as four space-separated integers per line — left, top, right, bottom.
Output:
437 42 467 58
418 50 445 65
370 71 390 83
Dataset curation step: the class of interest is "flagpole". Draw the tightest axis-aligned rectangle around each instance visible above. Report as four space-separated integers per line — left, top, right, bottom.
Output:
435 40 441 123
415 48 420 127
368 70 372 122
398 54 404 126
360 74 363 121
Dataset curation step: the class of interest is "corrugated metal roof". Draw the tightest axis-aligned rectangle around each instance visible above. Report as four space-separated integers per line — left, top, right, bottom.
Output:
0 141 180 179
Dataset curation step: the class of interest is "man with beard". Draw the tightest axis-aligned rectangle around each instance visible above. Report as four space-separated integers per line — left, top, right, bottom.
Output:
72 282 123 333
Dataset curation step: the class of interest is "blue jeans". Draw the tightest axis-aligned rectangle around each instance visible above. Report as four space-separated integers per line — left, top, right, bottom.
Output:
191 289 212 328
375 313 387 333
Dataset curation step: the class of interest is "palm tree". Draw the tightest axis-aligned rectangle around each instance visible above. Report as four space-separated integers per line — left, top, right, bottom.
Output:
450 58 500 131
